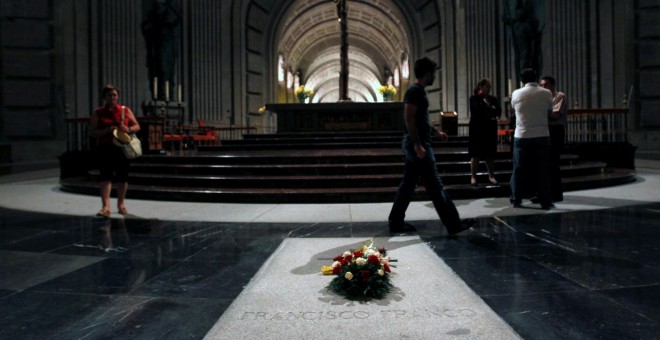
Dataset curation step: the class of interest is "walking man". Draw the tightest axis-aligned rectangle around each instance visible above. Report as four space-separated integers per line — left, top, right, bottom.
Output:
389 57 475 235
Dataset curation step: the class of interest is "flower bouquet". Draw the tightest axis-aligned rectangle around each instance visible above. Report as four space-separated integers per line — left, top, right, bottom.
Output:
321 240 393 299
378 84 397 101
295 85 314 103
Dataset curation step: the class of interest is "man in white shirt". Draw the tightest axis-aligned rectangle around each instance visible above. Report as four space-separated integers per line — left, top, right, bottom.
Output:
510 68 554 209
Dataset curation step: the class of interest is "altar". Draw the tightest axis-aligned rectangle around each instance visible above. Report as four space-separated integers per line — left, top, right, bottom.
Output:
265 102 404 133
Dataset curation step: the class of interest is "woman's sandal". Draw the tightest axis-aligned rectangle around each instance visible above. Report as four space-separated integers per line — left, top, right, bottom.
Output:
96 209 111 218
118 207 129 216
488 177 499 185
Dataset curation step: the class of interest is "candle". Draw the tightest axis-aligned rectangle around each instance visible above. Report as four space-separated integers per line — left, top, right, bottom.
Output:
153 77 158 99
165 80 169 101
178 84 182 103
507 78 513 95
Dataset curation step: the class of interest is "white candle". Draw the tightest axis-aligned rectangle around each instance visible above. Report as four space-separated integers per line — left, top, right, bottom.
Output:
178 84 182 103
153 77 158 99
508 78 513 95
165 80 169 101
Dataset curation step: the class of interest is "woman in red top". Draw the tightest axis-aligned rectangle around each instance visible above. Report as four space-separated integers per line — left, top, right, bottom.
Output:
89 84 140 217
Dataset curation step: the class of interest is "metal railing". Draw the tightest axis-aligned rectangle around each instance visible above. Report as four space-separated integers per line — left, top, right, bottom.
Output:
453 108 629 144
204 124 258 141
64 117 258 152
65 118 93 152
566 108 628 143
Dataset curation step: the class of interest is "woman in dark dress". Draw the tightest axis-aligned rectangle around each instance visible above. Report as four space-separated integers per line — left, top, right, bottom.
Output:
469 78 501 185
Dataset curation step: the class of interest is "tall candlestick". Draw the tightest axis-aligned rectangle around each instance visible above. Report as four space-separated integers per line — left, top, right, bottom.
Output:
178 84 182 103
153 77 158 99
165 80 169 101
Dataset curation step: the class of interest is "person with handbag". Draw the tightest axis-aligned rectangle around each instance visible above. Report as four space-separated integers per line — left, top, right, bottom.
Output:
89 84 141 218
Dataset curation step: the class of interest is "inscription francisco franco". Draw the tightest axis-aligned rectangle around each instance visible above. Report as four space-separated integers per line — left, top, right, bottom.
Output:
239 308 477 321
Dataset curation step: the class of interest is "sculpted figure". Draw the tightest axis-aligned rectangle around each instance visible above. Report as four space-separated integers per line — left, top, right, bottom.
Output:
504 0 545 80
141 0 182 100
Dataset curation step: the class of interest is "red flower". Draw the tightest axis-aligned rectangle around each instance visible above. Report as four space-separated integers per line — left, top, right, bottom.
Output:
333 255 343 261
367 255 380 265
383 263 391 273
344 255 353 262
332 266 341 275
378 247 386 254
353 251 363 258
361 270 370 281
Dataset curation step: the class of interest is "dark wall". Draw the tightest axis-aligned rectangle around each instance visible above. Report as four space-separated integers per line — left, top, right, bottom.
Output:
1 0 57 140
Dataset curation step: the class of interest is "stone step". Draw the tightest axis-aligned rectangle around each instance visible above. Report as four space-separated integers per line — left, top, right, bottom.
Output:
136 146 550 165
60 168 636 203
203 140 470 151
59 131 633 203
125 159 595 178
242 131 404 139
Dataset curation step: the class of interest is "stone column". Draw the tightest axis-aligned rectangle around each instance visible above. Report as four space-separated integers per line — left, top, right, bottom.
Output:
336 0 350 101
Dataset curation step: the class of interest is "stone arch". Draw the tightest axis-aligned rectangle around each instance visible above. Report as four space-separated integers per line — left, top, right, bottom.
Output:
245 0 435 104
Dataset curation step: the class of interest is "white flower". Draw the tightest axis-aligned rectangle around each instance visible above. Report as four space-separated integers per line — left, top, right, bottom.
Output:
366 249 376 256
332 261 341 268
378 268 385 276
344 272 353 280
356 257 367 266
343 251 352 258
381 257 389 264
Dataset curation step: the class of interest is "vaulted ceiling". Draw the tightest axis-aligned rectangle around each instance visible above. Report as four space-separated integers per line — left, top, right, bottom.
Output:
273 0 413 102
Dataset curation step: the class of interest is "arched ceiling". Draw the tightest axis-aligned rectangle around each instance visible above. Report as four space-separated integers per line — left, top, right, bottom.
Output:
274 0 412 102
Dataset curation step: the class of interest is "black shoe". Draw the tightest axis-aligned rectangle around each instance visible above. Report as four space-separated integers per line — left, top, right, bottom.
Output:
533 196 562 204
389 222 417 234
447 218 476 236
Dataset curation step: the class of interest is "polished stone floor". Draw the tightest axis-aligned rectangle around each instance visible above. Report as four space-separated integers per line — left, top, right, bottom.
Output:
1 162 659 339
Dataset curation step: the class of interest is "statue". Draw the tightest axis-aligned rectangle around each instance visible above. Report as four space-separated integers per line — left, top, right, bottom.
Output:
504 0 545 80
335 0 350 101
335 0 345 19
141 0 182 101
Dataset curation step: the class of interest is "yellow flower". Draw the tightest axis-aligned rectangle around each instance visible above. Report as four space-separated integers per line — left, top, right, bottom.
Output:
344 272 354 280
295 85 314 98
321 265 334 275
378 85 397 96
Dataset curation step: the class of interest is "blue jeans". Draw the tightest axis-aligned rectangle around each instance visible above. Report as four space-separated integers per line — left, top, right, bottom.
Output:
389 140 461 231
510 136 552 206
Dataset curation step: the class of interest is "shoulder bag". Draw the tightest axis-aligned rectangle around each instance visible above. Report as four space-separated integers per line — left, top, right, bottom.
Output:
113 106 142 159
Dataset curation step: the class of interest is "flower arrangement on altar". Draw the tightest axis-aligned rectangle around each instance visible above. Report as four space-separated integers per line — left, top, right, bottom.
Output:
321 240 393 299
378 84 397 101
295 85 314 103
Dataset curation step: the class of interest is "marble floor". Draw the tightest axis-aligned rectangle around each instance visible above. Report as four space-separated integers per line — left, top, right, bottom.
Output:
0 160 659 339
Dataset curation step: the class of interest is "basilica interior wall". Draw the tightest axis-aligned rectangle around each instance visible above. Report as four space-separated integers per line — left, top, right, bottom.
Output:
0 0 658 168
